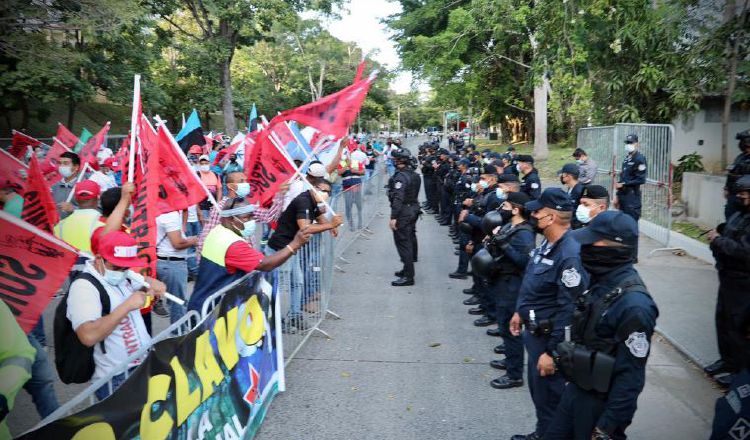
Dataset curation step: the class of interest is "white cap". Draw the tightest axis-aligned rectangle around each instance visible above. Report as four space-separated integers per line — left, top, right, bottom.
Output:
307 162 326 178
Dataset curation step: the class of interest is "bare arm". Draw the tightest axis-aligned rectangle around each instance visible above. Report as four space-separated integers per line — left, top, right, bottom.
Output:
75 292 147 347
166 230 198 250
325 138 349 174
256 227 312 271
296 215 342 234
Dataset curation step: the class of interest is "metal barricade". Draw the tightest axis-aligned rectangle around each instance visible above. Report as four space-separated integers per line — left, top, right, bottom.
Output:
32 310 201 429
330 165 385 259
576 123 675 248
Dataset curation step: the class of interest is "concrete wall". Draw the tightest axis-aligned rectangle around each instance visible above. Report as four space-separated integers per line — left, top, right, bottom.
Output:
672 105 750 173
680 171 725 228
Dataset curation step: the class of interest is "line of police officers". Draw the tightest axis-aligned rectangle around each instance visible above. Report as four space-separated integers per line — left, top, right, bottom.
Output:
386 132 750 438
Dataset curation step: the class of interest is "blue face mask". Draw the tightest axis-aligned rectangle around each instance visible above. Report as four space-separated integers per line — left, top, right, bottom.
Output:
576 204 592 224
495 187 506 201
478 180 489 190
235 217 256 238
576 159 584 165
235 182 251 198
104 268 126 286
470 183 478 193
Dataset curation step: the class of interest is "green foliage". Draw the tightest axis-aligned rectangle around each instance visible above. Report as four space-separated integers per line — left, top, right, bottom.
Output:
673 152 705 182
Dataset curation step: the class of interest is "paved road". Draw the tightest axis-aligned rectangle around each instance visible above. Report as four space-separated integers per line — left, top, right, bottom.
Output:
257 137 720 440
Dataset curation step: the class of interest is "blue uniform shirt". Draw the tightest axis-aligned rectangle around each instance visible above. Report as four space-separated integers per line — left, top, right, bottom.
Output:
517 230 589 353
522 168 542 199
619 151 647 188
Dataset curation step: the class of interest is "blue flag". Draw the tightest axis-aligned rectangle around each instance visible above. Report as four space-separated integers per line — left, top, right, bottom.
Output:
175 109 204 153
248 104 258 132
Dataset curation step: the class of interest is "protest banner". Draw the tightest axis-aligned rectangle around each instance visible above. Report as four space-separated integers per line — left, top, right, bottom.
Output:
41 139 72 184
9 131 42 159
55 123 81 150
0 148 28 194
129 116 160 277
22 153 60 232
243 128 296 206
78 122 111 168
0 211 78 333
22 272 282 440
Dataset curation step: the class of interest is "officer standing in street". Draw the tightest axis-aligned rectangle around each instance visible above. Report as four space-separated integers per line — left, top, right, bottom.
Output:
389 148 422 287
614 134 647 221
704 175 750 387
509 188 589 440
724 129 750 220
545 211 659 440
517 155 542 199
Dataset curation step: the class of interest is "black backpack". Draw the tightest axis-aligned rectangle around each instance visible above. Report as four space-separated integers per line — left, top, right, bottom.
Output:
53 272 110 384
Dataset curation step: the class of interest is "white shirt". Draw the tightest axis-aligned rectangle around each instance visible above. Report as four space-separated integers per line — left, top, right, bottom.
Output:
96 147 114 163
187 205 199 223
67 262 151 381
156 211 188 257
88 171 117 192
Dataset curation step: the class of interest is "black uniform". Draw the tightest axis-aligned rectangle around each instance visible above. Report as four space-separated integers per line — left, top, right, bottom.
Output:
521 168 542 199
388 164 422 281
710 369 750 440
710 202 750 374
568 182 585 229
617 151 647 221
725 151 750 220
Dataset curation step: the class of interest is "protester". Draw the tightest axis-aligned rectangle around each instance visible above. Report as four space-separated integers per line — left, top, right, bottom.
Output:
52 151 86 218
572 148 597 185
0 300 36 439
66 231 165 400
0 183 24 218
88 157 118 192
155 209 198 323
197 154 222 218
340 152 365 231
54 180 104 270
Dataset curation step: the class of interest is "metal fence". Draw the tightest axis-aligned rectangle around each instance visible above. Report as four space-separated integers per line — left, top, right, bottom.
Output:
576 123 675 247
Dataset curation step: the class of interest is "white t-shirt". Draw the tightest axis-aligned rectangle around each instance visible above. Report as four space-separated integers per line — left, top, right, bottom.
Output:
96 147 114 163
156 211 188 257
88 171 117 192
187 205 199 223
67 262 151 381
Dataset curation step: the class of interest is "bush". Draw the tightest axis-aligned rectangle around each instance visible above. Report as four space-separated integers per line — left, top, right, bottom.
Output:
673 152 705 182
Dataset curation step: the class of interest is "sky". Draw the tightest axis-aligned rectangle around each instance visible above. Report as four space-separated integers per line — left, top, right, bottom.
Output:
303 0 428 95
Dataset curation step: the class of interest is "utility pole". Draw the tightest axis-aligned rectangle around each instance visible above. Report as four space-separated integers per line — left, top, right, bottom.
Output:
397 105 401 135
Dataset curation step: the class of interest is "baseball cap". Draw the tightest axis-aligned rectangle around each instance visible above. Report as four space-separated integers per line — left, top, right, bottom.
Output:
307 162 326 178
625 134 639 144
557 163 580 177
581 185 609 200
198 154 210 162
570 211 638 247
506 191 531 207
525 188 574 212
516 154 534 164
98 231 146 268
497 174 520 183
189 145 203 155
75 180 101 200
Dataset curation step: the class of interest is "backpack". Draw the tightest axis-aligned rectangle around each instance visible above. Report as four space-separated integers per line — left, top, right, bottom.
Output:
53 272 110 384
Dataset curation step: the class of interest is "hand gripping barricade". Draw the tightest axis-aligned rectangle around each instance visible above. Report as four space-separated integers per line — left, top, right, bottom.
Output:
577 123 680 253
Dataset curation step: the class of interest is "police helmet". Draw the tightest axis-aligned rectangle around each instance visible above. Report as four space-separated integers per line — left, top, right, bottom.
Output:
470 248 495 277
737 129 750 149
391 148 412 161
481 209 505 236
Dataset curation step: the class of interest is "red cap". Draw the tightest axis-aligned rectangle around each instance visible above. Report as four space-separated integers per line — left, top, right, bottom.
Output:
74 180 101 200
188 145 203 155
101 157 115 168
98 231 146 268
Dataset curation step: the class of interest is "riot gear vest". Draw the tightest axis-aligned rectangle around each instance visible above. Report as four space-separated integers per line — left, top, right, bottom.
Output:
486 222 534 276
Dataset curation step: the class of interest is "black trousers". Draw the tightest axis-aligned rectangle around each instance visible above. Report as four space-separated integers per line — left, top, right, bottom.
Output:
393 206 419 278
546 384 628 440
716 273 750 370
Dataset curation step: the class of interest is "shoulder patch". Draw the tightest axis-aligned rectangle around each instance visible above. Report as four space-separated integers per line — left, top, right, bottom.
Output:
638 164 646 171
561 267 581 287
395 181 402 189
531 182 540 189
625 332 649 358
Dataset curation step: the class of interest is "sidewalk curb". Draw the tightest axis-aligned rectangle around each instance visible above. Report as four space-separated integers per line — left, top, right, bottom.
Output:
654 325 707 369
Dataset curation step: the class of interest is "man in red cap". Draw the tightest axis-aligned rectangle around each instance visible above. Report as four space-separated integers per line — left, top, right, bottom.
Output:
66 230 165 400
54 180 103 261
88 157 118 192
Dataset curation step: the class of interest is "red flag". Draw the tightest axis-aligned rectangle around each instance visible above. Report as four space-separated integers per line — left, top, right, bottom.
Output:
22 154 60 232
273 74 375 140
129 117 160 277
41 139 72 185
55 123 80 150
0 149 28 194
113 137 130 173
152 124 212 215
78 122 111 167
243 125 297 205
353 59 366 83
9 131 42 160
0 211 78 333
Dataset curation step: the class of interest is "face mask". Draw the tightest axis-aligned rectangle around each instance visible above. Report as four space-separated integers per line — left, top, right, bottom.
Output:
576 204 592 224
199 165 210 173
580 244 634 276
528 213 551 234
516 164 522 174
478 180 489 190
104 268 126 286
483 158 491 164
625 144 636 154
499 208 513 224
59 165 73 178
234 217 257 238
470 183 478 193
575 159 584 165
495 188 506 201
234 182 251 198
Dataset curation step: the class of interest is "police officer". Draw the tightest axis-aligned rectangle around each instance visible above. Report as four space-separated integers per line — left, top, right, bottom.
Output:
509 188 588 440
614 134 647 221
724 129 750 220
558 163 584 229
705 175 750 386
517 155 542 199
545 211 658 440
575 185 610 226
420 146 437 213
389 148 422 286
435 149 452 221
482 192 535 389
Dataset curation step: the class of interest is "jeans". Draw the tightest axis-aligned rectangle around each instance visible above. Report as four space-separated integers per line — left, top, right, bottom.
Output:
24 335 59 418
95 367 135 401
156 259 189 324
29 317 46 347
387 162 396 177
185 221 202 277
343 186 363 230
265 247 303 318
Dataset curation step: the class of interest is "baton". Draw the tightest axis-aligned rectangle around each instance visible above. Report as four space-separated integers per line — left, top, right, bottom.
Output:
697 229 712 238
126 270 185 306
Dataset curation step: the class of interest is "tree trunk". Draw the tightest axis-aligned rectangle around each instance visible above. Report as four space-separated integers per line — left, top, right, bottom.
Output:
220 59 236 135
721 0 738 170
67 95 76 130
533 76 549 160
204 110 211 132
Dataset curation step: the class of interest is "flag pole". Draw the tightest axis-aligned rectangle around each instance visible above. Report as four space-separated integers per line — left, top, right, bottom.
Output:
64 162 92 203
152 115 220 210
128 74 141 183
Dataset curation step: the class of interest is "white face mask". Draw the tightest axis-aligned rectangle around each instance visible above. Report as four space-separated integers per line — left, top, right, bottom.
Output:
470 183 478 192
516 164 522 174
234 182 251 198
104 268 127 286
625 144 636 154
59 165 74 178
495 188 506 200
478 180 489 190
233 217 256 238
576 204 592 224
199 165 210 173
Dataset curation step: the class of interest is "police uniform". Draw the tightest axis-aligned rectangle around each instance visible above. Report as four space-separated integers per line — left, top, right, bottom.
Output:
518 155 541 199
546 211 658 440
617 135 647 221
514 189 589 439
710 369 750 440
724 130 750 220
707 175 750 383
389 150 422 286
